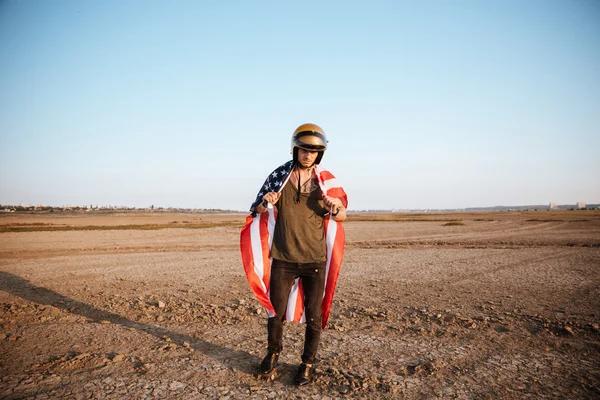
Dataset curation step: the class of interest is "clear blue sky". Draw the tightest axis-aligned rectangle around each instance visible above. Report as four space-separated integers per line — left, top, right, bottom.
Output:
1 0 598 211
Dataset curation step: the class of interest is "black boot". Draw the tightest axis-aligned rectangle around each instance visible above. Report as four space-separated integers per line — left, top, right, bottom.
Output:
295 363 314 386
259 352 279 376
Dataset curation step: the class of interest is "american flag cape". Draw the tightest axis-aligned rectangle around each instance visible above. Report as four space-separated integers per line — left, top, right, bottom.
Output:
240 160 348 329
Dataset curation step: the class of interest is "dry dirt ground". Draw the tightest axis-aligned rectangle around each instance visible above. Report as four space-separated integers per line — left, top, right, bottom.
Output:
1 211 599 399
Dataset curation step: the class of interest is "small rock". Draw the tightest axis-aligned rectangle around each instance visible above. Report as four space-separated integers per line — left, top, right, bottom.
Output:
112 354 125 362
338 386 350 394
169 381 186 391
563 326 574 336
158 301 166 309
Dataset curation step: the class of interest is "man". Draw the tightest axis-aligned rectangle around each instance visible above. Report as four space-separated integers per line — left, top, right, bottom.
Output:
240 123 348 386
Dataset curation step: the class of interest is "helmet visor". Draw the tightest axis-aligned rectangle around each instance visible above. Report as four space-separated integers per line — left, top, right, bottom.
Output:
292 130 327 151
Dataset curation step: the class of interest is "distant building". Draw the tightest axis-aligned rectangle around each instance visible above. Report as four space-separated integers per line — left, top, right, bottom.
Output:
577 202 586 209
549 202 558 209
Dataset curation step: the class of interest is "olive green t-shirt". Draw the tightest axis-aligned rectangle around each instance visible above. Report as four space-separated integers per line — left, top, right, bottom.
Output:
271 178 328 263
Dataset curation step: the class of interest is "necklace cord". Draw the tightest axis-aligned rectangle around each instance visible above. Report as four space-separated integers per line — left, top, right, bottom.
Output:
295 167 301 204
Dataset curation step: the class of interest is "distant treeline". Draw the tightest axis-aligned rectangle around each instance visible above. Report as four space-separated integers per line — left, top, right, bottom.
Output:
0 205 244 214
354 204 600 213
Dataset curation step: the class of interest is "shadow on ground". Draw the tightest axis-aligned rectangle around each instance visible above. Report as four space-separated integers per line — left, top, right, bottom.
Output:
0 271 260 376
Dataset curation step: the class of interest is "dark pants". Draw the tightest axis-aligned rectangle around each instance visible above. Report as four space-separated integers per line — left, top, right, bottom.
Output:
267 259 326 364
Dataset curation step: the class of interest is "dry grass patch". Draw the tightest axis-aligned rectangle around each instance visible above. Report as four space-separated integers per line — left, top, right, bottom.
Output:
0 222 240 233
443 221 465 226
348 214 464 223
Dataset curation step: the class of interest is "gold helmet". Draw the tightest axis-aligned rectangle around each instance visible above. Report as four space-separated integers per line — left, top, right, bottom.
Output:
291 123 328 164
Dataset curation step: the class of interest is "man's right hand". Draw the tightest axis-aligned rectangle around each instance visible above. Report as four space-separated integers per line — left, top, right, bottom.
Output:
263 192 281 205
256 192 281 213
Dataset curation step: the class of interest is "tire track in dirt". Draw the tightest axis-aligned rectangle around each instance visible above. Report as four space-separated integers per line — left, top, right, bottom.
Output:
351 224 599 248
348 220 600 249
347 219 516 244
349 239 599 249
367 219 595 242
437 248 572 286
0 244 239 261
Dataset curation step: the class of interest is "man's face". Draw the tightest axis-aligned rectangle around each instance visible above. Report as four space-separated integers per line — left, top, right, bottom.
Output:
297 148 319 168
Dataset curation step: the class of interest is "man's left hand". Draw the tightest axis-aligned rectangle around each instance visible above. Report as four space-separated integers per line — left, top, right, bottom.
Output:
323 195 343 210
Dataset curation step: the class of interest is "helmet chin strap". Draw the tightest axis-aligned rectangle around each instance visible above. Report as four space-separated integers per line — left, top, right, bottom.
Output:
294 161 315 205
